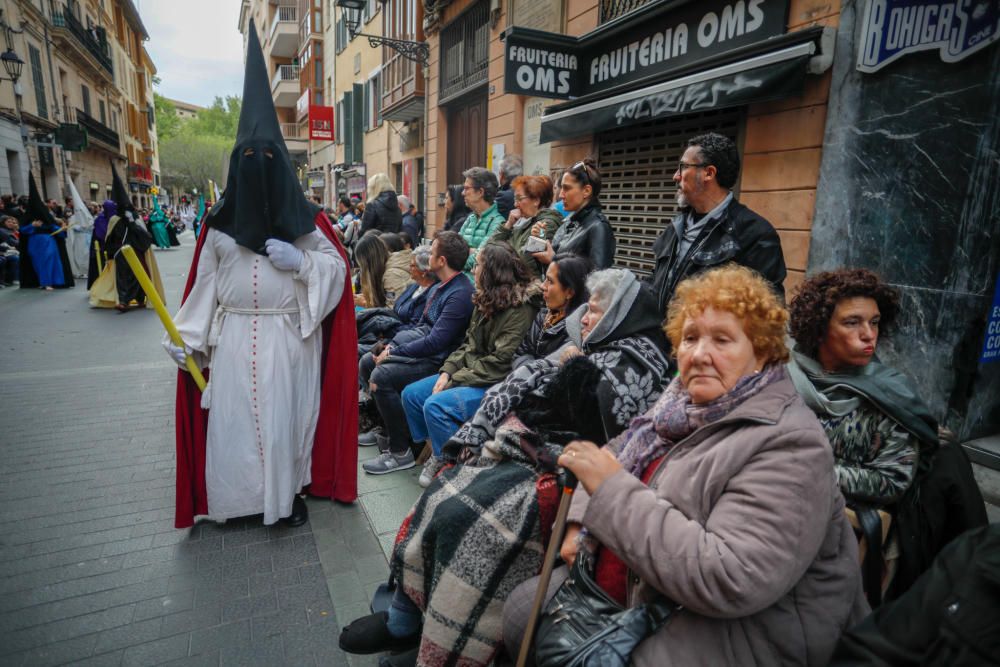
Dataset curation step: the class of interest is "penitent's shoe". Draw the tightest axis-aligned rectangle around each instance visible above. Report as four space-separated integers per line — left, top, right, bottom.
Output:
339 611 420 655
280 495 309 527
363 450 416 475
379 647 418 667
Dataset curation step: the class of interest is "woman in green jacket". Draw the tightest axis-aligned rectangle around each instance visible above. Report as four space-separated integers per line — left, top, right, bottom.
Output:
402 241 540 486
459 167 505 276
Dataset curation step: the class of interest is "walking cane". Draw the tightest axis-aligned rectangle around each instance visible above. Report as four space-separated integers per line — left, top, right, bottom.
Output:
94 240 103 273
120 245 207 391
516 466 579 667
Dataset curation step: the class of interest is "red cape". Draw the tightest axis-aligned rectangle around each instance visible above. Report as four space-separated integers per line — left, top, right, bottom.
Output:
174 212 358 528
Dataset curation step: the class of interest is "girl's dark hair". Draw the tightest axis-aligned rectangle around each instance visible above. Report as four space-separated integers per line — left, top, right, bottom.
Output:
563 157 601 201
338 196 353 210
379 232 405 252
473 241 534 318
355 233 389 308
550 253 592 312
446 185 472 231
789 268 901 357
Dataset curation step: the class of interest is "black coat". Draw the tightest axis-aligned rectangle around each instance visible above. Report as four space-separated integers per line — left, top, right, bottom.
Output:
495 183 515 220
550 203 615 269
831 523 1000 666
645 198 787 315
360 190 402 235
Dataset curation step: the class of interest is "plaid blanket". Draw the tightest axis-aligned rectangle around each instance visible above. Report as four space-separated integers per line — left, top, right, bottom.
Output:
392 416 553 667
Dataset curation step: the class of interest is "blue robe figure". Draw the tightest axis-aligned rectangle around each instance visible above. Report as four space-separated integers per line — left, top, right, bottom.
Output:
20 221 65 288
18 173 72 289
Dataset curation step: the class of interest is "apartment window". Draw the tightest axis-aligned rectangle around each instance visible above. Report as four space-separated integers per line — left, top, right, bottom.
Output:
314 90 323 105
28 45 47 120
335 98 344 146
364 71 381 131
99 100 106 125
335 16 346 53
81 85 92 116
366 0 377 23
315 60 322 85
111 110 118 131
314 10 322 31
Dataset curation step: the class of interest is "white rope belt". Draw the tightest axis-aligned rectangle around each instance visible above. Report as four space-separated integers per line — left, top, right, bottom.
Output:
208 304 300 347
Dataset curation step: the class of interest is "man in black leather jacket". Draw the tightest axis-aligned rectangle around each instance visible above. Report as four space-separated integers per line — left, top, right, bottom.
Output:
646 132 787 315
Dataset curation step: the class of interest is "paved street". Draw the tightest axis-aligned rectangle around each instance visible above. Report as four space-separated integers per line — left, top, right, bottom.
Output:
0 235 420 666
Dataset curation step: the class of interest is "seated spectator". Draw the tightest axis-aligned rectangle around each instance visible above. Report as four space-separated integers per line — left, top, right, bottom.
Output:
459 167 505 276
340 268 670 667
443 184 471 233
354 233 391 309
402 242 539 486
504 264 868 667
512 254 591 370
357 232 475 468
530 158 615 270
0 216 19 286
355 245 437 353
491 174 564 278
787 269 985 605
361 173 401 235
379 232 413 307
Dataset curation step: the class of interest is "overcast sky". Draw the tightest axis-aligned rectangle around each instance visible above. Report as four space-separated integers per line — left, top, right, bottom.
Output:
139 0 245 107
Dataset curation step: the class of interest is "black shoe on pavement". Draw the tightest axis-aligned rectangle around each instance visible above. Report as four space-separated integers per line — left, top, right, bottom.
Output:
379 648 418 667
281 496 309 527
339 611 420 655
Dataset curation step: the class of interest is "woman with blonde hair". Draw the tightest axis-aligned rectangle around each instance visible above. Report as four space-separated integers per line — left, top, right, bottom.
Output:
361 173 402 235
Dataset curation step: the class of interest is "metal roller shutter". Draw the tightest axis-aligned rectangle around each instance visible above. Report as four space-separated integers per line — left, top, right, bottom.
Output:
598 109 742 276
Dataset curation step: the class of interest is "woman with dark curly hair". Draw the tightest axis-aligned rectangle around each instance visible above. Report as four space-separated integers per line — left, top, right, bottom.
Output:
788 268 940 603
401 241 541 486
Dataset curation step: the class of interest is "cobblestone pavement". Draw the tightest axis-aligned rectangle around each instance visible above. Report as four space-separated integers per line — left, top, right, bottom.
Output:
0 235 417 666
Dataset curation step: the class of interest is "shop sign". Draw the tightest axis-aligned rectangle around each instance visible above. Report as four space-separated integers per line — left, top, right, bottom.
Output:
504 0 790 100
981 271 1000 363
857 0 999 73
309 105 334 141
308 171 326 189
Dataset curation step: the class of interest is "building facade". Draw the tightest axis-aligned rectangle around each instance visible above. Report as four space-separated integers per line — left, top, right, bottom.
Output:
0 0 159 208
166 97 203 121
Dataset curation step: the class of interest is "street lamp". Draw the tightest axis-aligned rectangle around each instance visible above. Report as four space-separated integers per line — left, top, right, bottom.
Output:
0 48 24 83
335 0 430 66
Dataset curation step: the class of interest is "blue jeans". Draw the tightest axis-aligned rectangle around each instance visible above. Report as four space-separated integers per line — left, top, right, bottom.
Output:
401 375 487 457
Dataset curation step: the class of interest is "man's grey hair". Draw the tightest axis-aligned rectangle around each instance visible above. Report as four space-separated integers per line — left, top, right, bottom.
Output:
413 244 433 272
586 268 628 312
461 167 499 204
499 154 523 183
398 194 411 209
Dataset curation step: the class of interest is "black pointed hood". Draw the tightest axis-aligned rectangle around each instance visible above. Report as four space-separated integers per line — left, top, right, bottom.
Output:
110 161 135 217
22 172 58 228
206 17 318 254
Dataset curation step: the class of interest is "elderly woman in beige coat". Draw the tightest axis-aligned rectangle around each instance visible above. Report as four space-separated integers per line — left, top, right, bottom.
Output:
504 264 868 666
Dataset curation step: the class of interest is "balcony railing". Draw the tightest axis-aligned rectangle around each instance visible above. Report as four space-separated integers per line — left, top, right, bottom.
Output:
280 123 302 139
599 0 657 24
271 65 300 91
75 108 120 151
50 2 114 76
269 5 297 38
439 0 489 103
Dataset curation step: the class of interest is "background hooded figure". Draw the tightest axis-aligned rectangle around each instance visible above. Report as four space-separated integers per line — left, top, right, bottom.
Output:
166 18 358 528
18 172 73 290
88 163 165 310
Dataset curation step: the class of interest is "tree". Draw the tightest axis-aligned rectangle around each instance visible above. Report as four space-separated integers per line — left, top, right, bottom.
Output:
186 96 242 139
153 93 181 141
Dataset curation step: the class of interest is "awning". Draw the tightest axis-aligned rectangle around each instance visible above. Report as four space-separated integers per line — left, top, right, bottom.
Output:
539 41 816 143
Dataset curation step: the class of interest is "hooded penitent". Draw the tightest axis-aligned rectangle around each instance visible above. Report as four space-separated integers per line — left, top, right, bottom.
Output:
67 179 95 276
18 172 73 288
204 19 319 254
110 160 136 219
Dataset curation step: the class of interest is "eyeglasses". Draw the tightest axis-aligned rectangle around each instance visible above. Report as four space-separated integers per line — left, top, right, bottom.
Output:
677 162 708 172
514 195 532 202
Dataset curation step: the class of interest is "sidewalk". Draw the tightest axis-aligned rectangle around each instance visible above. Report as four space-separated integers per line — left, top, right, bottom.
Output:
0 236 417 666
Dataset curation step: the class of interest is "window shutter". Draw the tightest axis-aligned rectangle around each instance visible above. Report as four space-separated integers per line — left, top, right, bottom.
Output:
352 83 364 161
343 91 353 162
28 46 47 120
363 80 370 131
374 72 382 127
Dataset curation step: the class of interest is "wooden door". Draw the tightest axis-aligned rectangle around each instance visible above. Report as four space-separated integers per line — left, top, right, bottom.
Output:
446 90 488 188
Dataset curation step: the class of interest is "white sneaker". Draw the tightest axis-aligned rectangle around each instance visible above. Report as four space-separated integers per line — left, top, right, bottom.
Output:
418 456 444 488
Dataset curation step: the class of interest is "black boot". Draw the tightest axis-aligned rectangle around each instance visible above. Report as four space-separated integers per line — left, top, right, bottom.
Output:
379 647 418 667
281 495 309 527
339 611 420 655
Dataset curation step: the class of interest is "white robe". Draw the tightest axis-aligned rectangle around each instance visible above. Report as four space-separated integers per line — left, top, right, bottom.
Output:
171 228 346 524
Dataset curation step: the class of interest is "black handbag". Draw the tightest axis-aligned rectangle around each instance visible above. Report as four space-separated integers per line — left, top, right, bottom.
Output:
534 549 678 667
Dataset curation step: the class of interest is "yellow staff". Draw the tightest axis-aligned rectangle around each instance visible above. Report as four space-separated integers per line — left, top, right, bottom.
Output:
120 245 207 391
50 223 74 236
94 240 104 273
